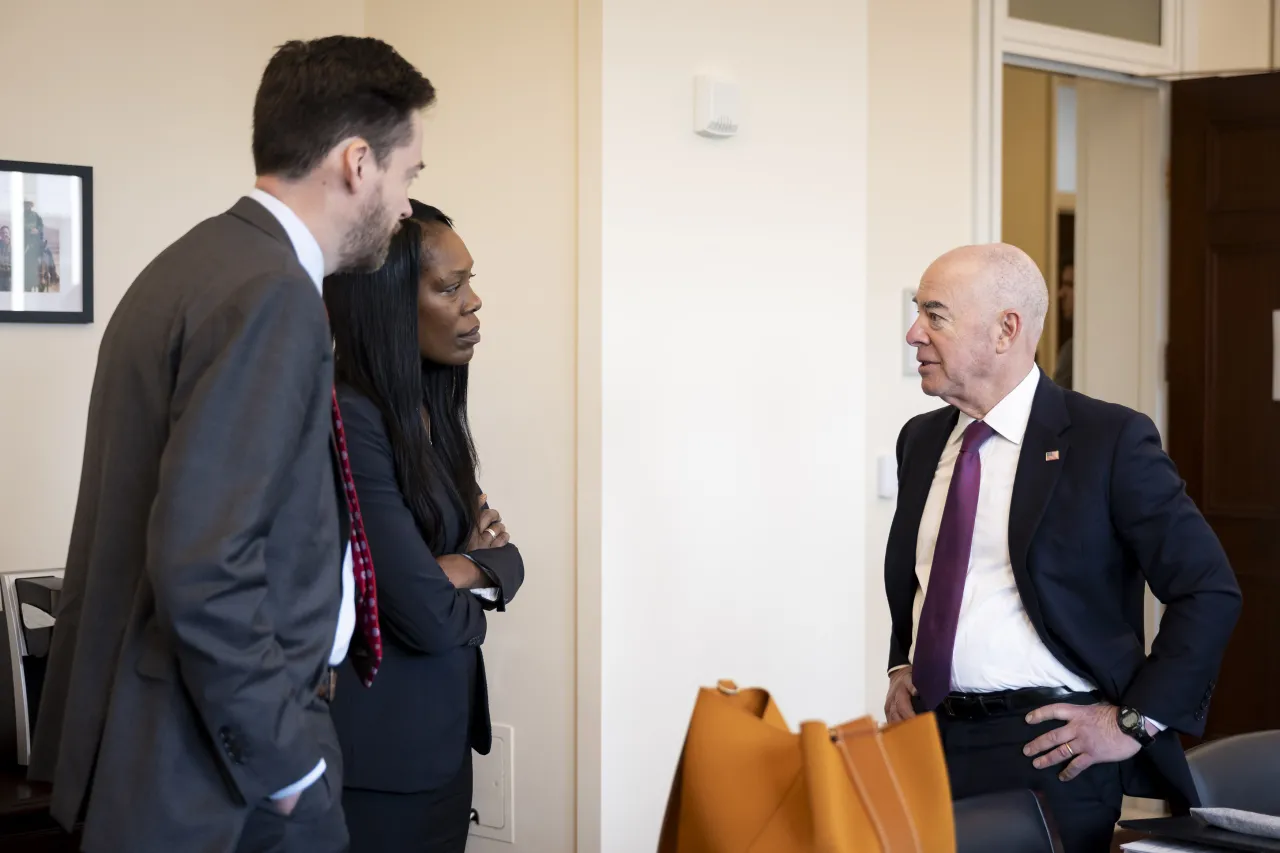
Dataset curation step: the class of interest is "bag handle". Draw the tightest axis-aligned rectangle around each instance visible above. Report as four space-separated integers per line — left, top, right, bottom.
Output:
657 680 755 853
831 720 924 853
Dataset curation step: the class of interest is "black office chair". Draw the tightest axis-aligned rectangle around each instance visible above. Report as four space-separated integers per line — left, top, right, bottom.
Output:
0 572 62 767
1187 730 1280 816
1 572 82 851
954 788 1064 853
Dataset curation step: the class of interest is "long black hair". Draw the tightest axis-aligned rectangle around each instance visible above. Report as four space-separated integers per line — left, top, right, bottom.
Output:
323 204 481 554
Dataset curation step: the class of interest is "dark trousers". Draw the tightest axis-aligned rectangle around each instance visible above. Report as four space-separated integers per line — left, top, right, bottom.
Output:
937 710 1123 853
235 771 349 853
342 752 473 853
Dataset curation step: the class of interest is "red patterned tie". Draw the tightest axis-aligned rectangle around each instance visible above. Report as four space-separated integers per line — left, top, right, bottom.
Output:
331 387 381 686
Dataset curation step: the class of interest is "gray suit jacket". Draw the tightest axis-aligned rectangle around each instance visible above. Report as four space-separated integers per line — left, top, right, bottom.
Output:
29 198 347 852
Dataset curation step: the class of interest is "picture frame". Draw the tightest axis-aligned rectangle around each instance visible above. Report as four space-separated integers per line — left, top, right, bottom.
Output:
0 160 94 324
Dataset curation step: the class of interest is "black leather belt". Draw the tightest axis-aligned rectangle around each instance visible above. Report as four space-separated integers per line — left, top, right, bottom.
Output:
316 668 337 703
937 687 1099 721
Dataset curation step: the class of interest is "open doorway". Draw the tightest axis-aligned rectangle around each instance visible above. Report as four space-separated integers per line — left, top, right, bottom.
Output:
1000 62 1165 427
1001 66 1075 387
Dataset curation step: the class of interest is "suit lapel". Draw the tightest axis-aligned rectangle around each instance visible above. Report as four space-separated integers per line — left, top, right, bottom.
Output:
1007 375 1071 635
896 407 960 557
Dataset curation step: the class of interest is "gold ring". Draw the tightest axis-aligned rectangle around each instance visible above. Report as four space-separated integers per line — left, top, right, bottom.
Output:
485 528 497 539
1064 743 1074 758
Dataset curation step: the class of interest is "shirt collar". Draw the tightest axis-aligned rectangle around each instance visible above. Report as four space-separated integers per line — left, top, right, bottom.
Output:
247 188 324 291
954 365 1041 447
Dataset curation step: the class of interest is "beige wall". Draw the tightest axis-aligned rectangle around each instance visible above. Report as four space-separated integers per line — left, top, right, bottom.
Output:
1 3 578 850
363 3 580 852
863 0 975 722
0 0 363 571
1184 0 1278 73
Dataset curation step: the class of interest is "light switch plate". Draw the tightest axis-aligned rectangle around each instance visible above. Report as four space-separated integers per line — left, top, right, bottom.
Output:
470 723 514 843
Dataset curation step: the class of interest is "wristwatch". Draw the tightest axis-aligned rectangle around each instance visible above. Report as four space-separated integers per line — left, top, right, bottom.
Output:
1117 706 1155 747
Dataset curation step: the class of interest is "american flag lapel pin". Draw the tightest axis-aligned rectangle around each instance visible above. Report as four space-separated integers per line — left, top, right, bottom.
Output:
1045 450 1060 462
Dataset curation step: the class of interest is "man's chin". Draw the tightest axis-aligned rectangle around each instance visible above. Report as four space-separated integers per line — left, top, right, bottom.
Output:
919 376 944 398
340 244 392 275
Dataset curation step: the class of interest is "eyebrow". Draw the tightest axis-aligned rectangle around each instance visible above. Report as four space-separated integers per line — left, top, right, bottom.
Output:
917 299 949 312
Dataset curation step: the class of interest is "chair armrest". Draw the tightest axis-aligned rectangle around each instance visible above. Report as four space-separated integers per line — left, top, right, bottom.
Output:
954 788 1064 853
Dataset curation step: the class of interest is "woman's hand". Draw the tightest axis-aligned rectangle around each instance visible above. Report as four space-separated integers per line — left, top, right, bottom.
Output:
468 494 511 551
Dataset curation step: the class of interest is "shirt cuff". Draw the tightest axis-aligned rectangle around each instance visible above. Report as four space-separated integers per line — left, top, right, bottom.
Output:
887 664 910 675
460 554 502 600
270 758 325 800
1146 717 1166 733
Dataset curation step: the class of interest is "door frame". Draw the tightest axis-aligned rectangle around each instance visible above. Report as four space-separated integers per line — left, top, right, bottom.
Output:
974 0 1172 643
975 0 1171 429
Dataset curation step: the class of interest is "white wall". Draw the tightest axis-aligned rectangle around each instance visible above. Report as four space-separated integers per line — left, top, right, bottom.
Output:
0 0 363 573
863 0 975 717
363 3 580 852
588 1 868 850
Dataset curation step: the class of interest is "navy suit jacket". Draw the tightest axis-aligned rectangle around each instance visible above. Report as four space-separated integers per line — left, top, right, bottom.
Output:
885 373 1242 808
329 385 525 793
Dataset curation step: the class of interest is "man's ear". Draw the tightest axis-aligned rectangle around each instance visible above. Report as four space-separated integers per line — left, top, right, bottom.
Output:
995 309 1022 354
338 138 373 193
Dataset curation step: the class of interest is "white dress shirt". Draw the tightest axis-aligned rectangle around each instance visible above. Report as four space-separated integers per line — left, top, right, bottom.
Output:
908 366 1095 694
249 188 356 799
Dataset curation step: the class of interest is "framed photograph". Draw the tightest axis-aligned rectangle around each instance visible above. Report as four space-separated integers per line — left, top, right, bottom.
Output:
0 160 93 324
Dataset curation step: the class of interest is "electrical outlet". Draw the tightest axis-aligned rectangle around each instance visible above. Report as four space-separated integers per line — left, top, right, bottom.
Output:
470 723 514 843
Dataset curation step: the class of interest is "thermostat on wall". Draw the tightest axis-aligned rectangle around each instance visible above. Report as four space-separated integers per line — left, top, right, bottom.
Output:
694 75 740 138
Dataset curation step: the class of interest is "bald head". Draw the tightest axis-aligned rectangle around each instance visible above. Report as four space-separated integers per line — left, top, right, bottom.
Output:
927 243 1049 336
908 243 1049 417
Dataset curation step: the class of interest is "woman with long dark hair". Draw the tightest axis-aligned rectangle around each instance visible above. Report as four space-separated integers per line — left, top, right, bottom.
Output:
323 203 524 852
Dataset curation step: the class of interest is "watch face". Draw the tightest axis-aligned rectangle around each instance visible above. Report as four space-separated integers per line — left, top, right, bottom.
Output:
1120 709 1140 730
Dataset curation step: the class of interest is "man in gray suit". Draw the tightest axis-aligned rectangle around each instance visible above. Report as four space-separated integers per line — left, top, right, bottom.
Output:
29 37 435 853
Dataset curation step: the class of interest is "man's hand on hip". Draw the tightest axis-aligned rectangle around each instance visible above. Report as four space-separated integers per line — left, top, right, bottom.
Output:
884 666 918 723
1023 702 1141 781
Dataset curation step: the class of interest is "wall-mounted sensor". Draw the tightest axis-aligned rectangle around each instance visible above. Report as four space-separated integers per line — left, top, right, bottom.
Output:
694 75 740 138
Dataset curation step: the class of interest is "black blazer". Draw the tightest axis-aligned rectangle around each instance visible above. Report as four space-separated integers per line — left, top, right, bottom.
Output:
885 373 1241 809
330 386 524 793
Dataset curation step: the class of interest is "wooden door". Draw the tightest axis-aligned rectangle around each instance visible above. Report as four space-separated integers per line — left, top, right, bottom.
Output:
1169 71 1280 739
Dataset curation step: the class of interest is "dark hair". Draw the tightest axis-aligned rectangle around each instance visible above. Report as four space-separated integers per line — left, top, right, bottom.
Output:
324 208 480 554
253 36 436 179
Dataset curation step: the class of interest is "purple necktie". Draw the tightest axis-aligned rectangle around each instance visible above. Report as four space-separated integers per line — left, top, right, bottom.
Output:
913 419 996 710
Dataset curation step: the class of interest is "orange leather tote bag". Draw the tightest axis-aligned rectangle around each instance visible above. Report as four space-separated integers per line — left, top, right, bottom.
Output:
656 680 956 853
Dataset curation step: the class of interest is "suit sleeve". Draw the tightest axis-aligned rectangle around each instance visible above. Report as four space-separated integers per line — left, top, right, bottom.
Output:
338 391 489 655
886 419 916 672
1110 412 1242 735
147 274 331 804
467 494 525 611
